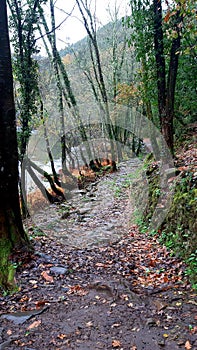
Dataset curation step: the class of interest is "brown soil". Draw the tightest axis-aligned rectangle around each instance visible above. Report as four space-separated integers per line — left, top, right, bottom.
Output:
0 159 196 350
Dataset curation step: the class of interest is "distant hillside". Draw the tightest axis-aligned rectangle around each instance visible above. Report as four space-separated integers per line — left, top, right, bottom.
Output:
59 18 127 57
36 15 135 136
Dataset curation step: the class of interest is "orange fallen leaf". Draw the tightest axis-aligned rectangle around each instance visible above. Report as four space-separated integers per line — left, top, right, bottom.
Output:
27 320 41 330
35 300 46 309
20 295 29 302
67 285 88 296
41 271 54 283
149 259 156 267
185 340 192 349
57 333 67 340
112 339 121 347
163 276 169 283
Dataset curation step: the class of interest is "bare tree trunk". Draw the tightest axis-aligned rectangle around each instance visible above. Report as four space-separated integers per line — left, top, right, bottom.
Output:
153 0 166 127
0 0 30 289
75 0 116 159
165 11 182 154
25 158 65 200
24 159 61 203
40 102 61 186
39 1 93 164
153 0 181 154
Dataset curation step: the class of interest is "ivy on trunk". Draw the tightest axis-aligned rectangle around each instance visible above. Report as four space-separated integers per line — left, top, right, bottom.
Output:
0 0 30 290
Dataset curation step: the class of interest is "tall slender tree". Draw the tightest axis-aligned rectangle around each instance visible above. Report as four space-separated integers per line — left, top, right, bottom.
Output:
126 0 185 153
8 0 47 216
0 0 30 290
153 0 182 153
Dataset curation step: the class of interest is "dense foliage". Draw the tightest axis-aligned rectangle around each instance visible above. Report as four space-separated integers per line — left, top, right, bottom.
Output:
124 0 196 150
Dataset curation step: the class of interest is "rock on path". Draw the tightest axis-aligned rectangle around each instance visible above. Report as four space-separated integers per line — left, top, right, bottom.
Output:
31 158 144 248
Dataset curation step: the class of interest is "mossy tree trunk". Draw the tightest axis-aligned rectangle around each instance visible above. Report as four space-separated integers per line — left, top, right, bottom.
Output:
0 0 30 290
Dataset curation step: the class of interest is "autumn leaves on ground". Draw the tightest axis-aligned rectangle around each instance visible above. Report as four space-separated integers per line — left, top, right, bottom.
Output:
0 224 196 349
0 144 197 350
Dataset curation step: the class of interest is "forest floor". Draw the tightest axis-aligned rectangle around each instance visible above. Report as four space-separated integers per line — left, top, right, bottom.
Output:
0 147 197 349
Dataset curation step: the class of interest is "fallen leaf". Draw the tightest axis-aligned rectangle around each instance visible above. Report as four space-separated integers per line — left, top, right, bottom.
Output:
95 262 110 268
57 333 67 340
112 339 121 347
29 280 38 285
86 321 93 327
185 340 192 349
110 302 117 307
35 300 46 309
67 285 88 296
20 295 29 302
7 329 12 335
41 271 54 283
188 300 197 306
163 276 169 283
27 320 41 330
176 302 182 306
190 326 197 334
154 300 168 311
149 259 156 267
128 303 134 307
163 333 169 338
168 176 176 183
111 323 121 328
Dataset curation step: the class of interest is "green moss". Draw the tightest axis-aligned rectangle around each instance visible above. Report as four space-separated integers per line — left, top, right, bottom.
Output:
162 173 197 257
0 238 17 292
140 158 197 286
143 162 160 222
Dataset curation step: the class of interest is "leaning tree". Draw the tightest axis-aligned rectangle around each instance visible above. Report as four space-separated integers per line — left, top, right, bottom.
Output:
0 0 30 290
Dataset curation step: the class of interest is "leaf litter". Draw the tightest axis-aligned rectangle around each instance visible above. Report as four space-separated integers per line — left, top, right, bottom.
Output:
0 158 196 350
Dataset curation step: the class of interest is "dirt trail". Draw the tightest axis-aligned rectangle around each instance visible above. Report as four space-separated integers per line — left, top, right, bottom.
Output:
31 158 143 248
0 158 196 350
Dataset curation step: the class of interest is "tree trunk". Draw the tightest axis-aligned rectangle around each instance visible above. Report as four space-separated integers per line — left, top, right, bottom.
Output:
25 157 66 200
40 101 61 187
153 0 181 154
165 11 182 154
153 0 166 126
0 0 30 289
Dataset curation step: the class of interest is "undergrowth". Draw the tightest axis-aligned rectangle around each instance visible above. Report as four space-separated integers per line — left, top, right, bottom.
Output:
137 154 197 289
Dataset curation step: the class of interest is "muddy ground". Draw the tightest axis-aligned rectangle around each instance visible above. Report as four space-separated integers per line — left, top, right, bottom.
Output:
0 159 196 350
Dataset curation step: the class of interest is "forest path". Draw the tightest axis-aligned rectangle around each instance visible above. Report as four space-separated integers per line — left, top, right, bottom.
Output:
32 157 143 248
0 158 196 350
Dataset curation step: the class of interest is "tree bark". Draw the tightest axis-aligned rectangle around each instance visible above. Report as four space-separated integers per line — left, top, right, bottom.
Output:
0 0 30 289
153 0 166 127
153 0 181 154
165 11 182 154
